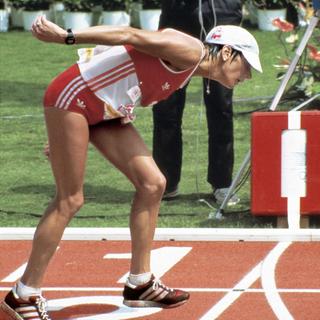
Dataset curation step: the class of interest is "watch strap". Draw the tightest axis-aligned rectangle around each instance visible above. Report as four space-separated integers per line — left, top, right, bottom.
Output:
65 28 75 45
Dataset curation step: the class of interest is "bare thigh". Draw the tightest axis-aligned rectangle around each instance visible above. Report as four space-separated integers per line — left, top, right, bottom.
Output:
45 108 89 197
89 121 163 188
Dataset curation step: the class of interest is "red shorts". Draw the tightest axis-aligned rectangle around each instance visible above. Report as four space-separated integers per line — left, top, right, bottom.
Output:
43 64 105 125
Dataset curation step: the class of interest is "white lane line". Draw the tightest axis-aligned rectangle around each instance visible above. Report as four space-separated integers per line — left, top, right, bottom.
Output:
110 247 192 284
103 253 131 259
1 263 27 282
261 242 293 320
199 262 262 320
0 287 319 293
2 227 320 241
1 247 60 283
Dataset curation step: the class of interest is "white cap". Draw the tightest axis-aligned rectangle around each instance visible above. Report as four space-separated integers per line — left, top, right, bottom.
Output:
205 25 262 73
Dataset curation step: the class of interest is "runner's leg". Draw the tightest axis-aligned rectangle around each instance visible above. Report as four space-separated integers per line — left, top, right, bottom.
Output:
21 108 89 288
89 121 166 274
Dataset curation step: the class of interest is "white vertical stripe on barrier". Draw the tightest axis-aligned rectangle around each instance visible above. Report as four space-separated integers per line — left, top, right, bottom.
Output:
288 110 301 129
281 111 306 230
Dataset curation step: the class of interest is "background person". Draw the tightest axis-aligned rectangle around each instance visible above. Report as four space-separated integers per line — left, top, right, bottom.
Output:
153 0 243 205
0 16 260 319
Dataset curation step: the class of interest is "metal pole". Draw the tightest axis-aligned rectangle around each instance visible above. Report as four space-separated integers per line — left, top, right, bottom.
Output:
269 13 320 111
212 151 251 218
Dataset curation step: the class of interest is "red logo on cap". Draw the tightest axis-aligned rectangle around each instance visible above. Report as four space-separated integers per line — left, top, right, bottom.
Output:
211 27 222 40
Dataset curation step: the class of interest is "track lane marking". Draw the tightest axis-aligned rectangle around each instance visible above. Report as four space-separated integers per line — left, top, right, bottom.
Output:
47 296 162 320
261 241 293 320
103 247 192 284
0 287 320 293
1 247 60 283
199 262 262 320
1 263 27 282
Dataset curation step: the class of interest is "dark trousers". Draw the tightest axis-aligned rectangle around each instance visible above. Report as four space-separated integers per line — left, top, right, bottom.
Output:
152 79 234 191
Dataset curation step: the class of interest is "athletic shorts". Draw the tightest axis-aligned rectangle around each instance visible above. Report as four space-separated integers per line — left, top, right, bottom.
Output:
43 64 105 125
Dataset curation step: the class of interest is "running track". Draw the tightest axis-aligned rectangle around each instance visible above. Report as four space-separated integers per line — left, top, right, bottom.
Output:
0 228 320 320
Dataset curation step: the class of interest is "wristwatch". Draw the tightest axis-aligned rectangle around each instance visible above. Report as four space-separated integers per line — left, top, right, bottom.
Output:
65 28 75 45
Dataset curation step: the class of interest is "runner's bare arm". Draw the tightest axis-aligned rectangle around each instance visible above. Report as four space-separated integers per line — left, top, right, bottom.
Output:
31 16 202 70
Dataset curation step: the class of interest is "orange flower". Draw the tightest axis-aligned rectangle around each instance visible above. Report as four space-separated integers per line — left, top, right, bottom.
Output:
272 18 294 32
307 44 320 62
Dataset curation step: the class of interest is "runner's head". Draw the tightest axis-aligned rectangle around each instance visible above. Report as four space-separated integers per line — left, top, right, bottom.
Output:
205 25 262 73
203 25 262 88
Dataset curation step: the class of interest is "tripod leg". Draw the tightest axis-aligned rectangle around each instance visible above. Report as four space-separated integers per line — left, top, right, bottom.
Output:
211 151 251 219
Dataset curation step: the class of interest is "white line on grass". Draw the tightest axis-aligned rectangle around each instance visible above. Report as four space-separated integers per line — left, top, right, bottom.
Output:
0 114 43 120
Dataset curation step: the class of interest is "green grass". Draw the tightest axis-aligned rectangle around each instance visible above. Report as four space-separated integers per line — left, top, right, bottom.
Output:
0 29 319 228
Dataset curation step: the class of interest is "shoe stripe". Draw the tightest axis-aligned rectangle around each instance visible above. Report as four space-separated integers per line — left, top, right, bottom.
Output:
16 306 37 312
14 303 42 319
139 286 157 300
21 311 39 318
2 290 49 320
153 290 169 302
140 287 167 301
144 288 165 301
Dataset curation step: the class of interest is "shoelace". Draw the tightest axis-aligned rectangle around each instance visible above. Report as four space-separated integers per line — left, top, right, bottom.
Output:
35 296 51 320
152 278 174 293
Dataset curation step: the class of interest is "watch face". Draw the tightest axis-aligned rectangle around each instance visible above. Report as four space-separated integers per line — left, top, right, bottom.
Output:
67 37 75 44
65 31 75 45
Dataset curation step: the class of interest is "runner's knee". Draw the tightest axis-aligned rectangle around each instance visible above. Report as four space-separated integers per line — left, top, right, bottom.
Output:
135 173 166 198
54 193 84 219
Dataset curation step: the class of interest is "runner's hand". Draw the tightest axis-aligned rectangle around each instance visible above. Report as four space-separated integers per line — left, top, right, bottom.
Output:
31 15 67 44
43 142 50 160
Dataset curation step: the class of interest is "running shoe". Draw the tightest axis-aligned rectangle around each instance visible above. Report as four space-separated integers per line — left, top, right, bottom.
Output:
123 275 189 308
162 187 179 201
1 287 51 320
213 187 240 206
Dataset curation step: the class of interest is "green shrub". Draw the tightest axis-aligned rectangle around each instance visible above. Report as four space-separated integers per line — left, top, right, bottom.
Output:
63 0 98 12
9 0 51 10
101 0 132 11
142 0 161 9
250 0 298 10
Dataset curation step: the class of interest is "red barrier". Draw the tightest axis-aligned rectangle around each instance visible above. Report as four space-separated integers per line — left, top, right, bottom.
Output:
251 111 320 216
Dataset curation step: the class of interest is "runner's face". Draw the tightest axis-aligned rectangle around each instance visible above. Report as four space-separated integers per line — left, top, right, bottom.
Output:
218 51 252 89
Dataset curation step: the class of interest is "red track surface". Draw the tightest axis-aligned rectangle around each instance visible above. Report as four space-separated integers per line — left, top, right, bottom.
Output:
0 240 320 319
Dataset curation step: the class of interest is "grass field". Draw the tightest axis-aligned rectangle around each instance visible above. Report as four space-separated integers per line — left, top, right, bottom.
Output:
0 27 319 228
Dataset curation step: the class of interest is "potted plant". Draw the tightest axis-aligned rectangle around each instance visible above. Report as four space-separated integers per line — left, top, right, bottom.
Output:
139 0 161 30
252 0 288 9
129 0 142 27
272 17 320 99
250 0 289 30
20 0 52 30
142 0 160 9
7 0 27 27
0 0 9 31
62 0 97 29
51 0 65 26
100 0 131 26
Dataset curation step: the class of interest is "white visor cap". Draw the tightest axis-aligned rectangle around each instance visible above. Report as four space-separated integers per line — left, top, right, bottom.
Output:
205 25 263 73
